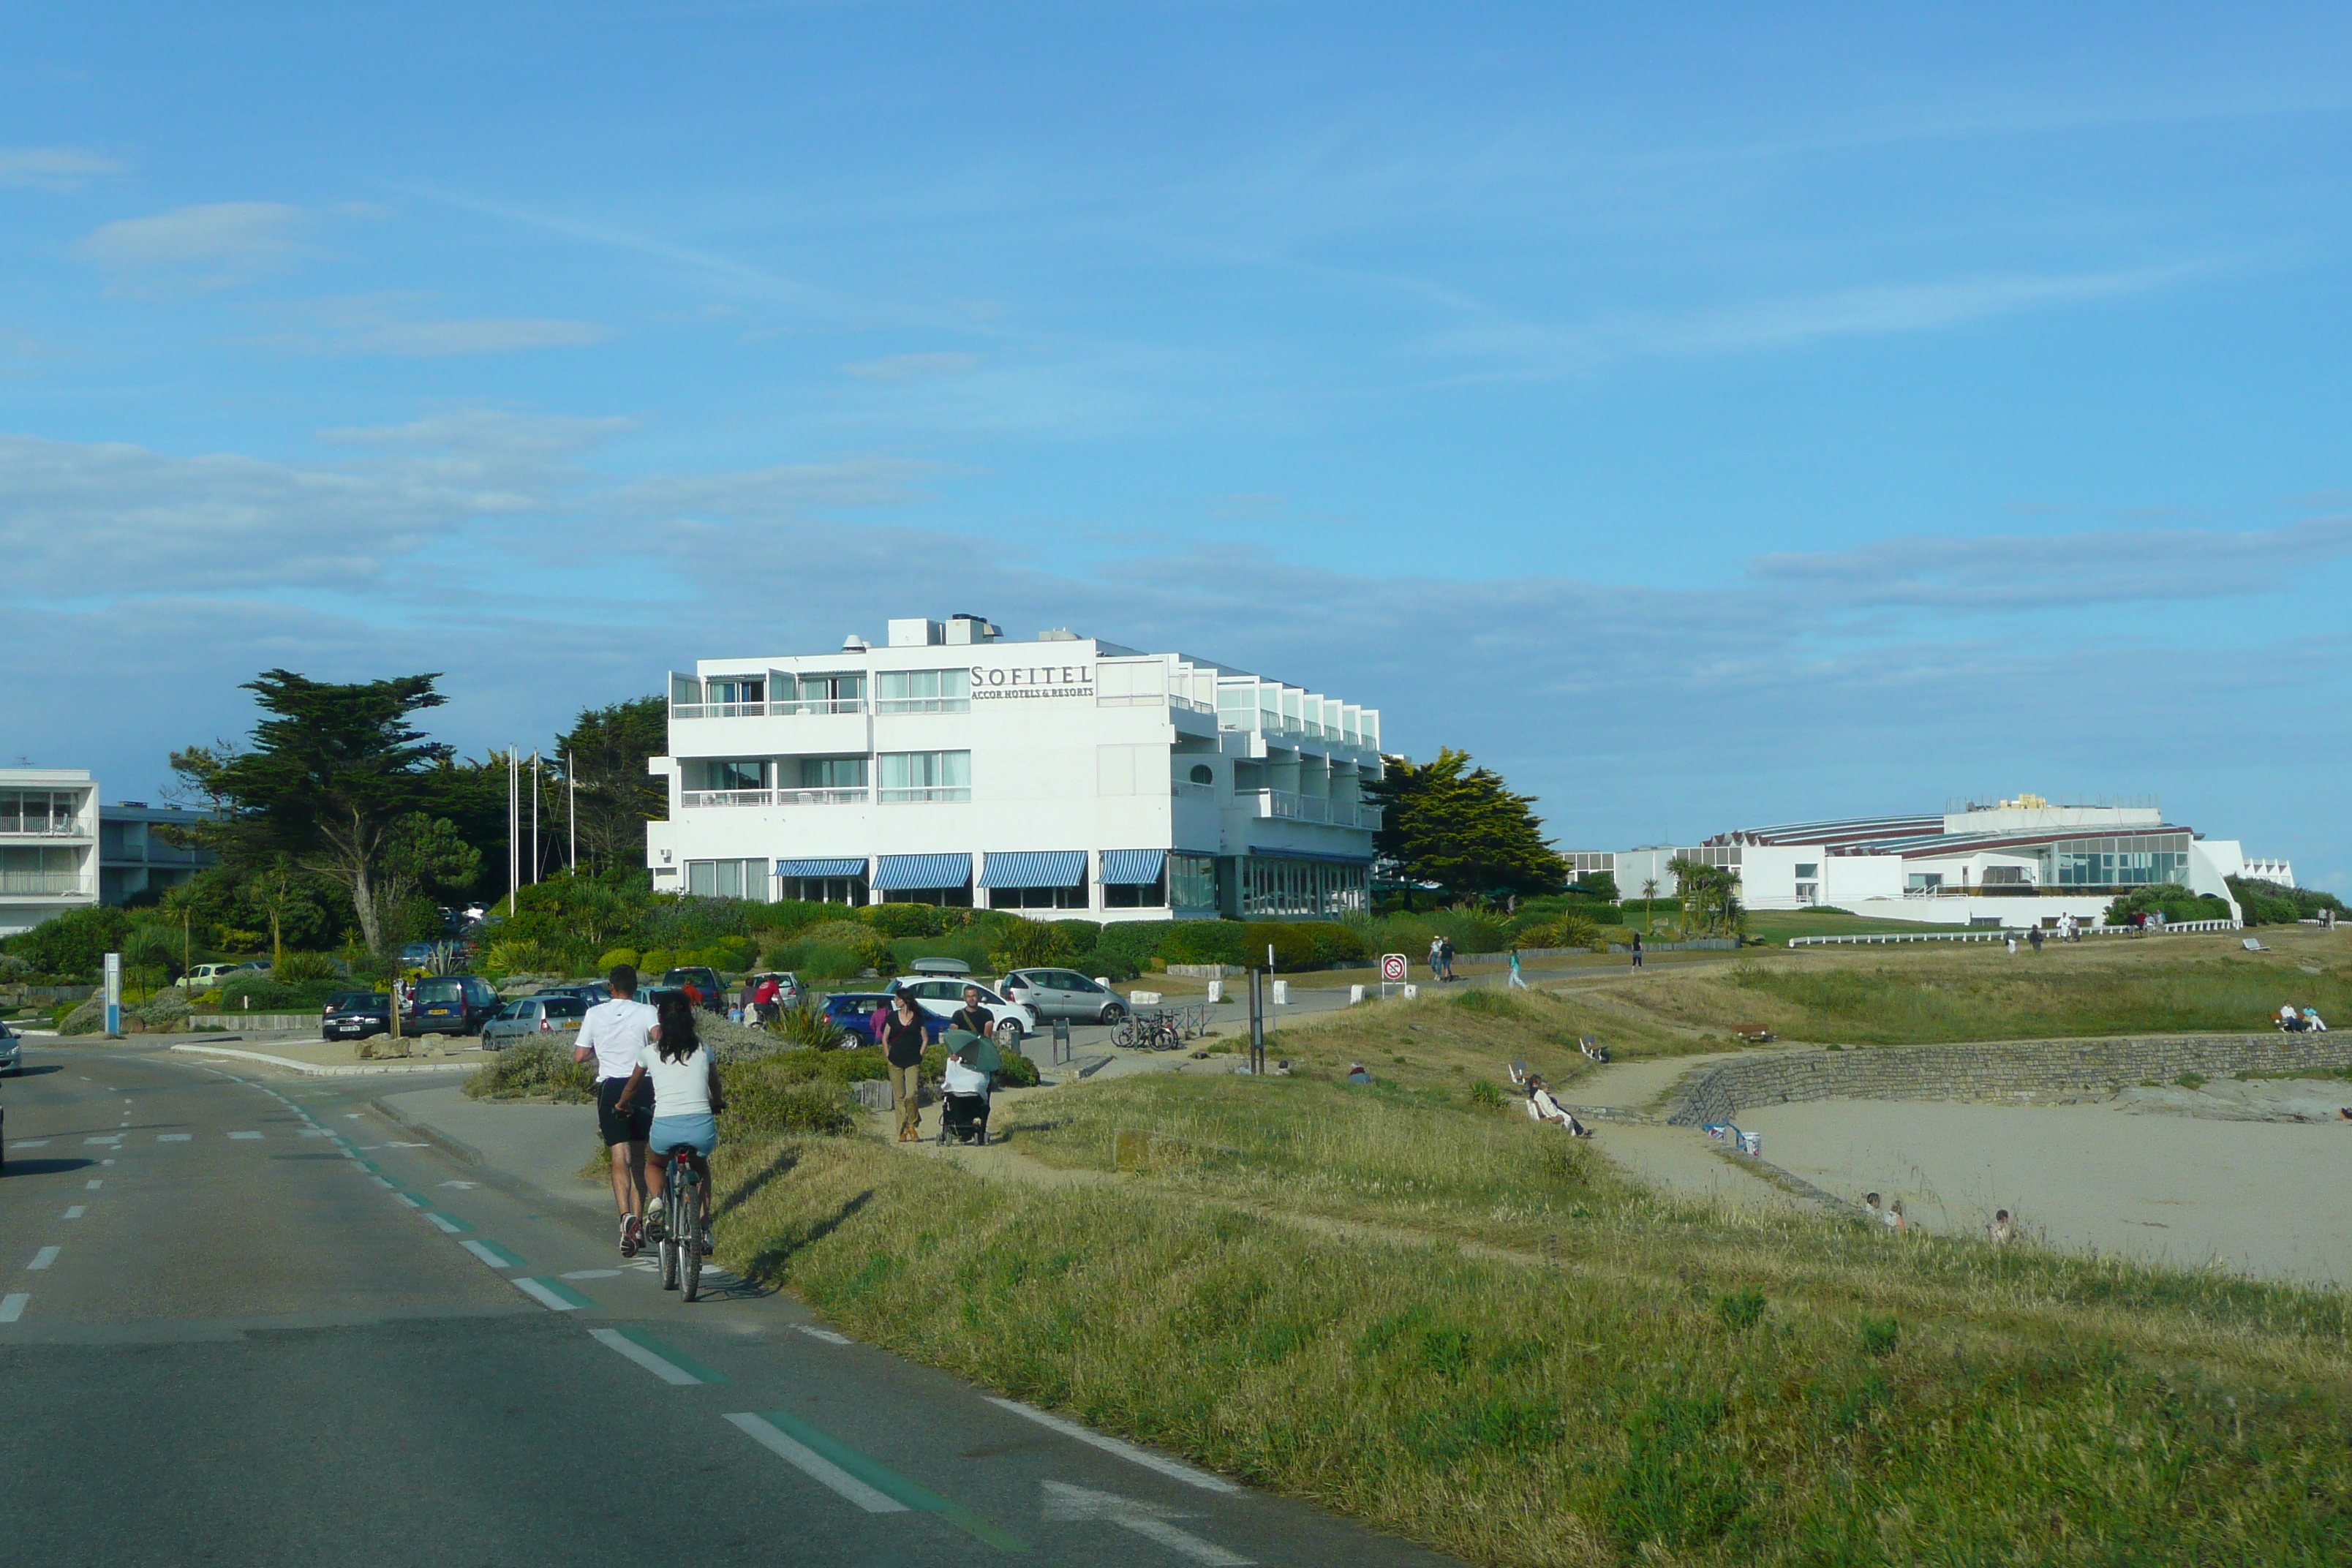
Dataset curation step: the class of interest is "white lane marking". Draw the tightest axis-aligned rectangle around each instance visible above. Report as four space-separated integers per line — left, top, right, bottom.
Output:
437 1180 478 1189
423 1212 464 1234
101 1159 114 1166
0 1294 26 1323
370 1175 395 1190
389 1141 429 1147
344 1113 361 1120
1041 1482 1253 1564
230 1131 262 1140
560 1269 622 1280
510 1276 584 1312
158 1134 192 1142
9 1140 49 1150
63 1207 86 1220
794 1324 853 1346
589 1327 703 1385
990 1400 1240 1493
298 1129 328 1138
459 1240 516 1270
395 1193 424 1208
83 1137 120 1146
723 1414 907 1513
84 1180 102 1190
27 1247 59 1271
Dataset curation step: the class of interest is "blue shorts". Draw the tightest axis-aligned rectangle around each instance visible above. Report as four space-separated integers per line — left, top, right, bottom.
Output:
647 1112 717 1156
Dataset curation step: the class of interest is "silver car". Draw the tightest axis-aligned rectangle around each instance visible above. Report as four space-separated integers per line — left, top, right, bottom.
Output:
1000 968 1127 1025
480 995 588 1051
0 1019 18 1075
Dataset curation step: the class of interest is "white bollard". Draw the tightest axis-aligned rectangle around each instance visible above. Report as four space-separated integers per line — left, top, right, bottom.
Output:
1349 984 1365 1005
1272 981 1288 1006
1206 980 1223 1004
1403 983 1419 1000
1130 990 1161 1006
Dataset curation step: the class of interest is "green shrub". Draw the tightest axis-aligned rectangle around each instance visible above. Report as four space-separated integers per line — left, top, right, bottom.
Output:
1092 921 1174 979
1048 919 1103 954
464 1039 596 1102
639 947 675 974
219 974 339 1011
990 919 1077 973
866 902 944 938
1716 1287 1766 1332
134 992 192 1029
721 1058 857 1137
597 947 641 972
271 949 341 984
56 996 105 1035
2104 883 2231 926
1859 1315 1901 1356
745 900 843 938
1 905 129 978
771 999 848 1049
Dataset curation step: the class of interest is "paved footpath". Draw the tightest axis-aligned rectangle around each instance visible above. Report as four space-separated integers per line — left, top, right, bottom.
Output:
1 1042 1463 1568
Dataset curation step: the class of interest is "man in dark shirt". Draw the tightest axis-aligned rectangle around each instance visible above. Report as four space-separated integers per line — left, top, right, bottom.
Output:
950 984 993 1039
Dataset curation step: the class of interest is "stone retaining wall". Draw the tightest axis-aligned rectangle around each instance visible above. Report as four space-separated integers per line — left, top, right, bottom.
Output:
1665 1033 2352 1126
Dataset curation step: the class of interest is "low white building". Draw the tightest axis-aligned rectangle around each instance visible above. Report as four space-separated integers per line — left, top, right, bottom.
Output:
0 769 99 937
1569 796 2268 927
645 614 1384 921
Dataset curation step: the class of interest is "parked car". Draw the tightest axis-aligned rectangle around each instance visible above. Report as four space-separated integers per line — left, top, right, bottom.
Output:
0 1019 19 1076
533 981 612 1008
178 962 246 991
662 965 728 1014
746 970 803 1011
321 991 392 1041
1000 968 1127 1025
820 991 948 1050
406 973 502 1036
885 976 1037 1047
481 994 589 1050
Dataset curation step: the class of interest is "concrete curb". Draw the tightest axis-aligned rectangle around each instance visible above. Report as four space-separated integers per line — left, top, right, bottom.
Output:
167 1043 477 1078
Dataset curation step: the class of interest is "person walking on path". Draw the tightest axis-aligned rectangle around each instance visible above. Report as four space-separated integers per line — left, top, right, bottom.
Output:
1629 932 1644 969
950 984 992 1038
1507 949 1529 990
1428 936 1445 984
1438 935 1457 982
881 990 929 1142
2029 927 2044 953
571 962 660 1256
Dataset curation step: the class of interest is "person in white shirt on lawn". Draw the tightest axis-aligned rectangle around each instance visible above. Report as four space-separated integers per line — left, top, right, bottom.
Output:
573 964 660 1256
614 991 725 1255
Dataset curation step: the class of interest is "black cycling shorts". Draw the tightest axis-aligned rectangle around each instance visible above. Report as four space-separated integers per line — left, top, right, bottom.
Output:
597 1076 653 1147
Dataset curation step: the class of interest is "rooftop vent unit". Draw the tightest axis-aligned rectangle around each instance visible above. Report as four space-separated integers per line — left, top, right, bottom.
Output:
944 613 1002 645
841 633 870 652
1038 627 1079 642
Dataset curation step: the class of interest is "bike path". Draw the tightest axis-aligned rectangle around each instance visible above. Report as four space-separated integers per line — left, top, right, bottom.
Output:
1 1044 1464 1568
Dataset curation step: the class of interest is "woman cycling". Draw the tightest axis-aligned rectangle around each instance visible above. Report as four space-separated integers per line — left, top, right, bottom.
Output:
613 991 725 1253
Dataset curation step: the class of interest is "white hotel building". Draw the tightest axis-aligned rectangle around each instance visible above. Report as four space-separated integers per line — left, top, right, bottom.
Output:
644 615 1384 921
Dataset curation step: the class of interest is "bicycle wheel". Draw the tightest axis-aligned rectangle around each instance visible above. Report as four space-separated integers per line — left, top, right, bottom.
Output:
660 1166 682 1290
681 1169 704 1303
1110 1018 1136 1049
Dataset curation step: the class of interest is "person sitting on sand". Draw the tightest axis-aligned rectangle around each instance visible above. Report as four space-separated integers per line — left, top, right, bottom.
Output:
1863 1192 1883 1224
1884 1198 1907 1233
1988 1209 2013 1245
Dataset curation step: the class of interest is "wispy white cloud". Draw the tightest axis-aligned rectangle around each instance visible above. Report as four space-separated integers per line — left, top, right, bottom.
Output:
243 294 612 358
75 202 312 294
0 146 127 190
1749 516 2352 608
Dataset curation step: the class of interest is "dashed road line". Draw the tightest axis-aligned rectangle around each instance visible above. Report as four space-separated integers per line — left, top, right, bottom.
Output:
394 1193 424 1208
562 1268 622 1280
423 1211 474 1235
230 1131 262 1140
726 1409 1027 1548
63 1206 86 1221
84 1180 102 1190
988 1399 1240 1493
27 1247 59 1271
460 1239 525 1270
369 1175 396 1191
589 1327 715 1385
0 1294 26 1323
157 1134 192 1142
512 1276 595 1312
83 1137 120 1146
10 1140 49 1150
795 1324 854 1346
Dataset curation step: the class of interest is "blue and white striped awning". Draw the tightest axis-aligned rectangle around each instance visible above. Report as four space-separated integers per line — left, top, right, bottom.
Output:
872 852 973 892
978 850 1088 889
1099 849 1167 885
776 858 868 879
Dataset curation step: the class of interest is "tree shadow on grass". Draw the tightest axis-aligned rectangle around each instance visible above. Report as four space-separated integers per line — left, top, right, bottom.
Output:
741 1188 872 1284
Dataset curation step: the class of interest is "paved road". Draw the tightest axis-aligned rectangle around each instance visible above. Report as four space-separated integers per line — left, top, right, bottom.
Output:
0 1043 1460 1568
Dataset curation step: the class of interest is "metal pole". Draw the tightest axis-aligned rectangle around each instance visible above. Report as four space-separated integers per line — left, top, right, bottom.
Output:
531 751 540 885
507 750 519 911
567 750 576 872
1248 967 1264 1074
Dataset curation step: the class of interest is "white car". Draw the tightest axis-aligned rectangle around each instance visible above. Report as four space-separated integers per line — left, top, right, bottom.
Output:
886 976 1036 1047
178 962 249 990
0 1019 19 1075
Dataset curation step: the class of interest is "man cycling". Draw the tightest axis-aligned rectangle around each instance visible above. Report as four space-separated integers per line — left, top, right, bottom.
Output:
573 962 659 1255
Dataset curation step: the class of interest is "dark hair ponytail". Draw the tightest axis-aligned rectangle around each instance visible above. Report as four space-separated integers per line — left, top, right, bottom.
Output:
655 991 701 1064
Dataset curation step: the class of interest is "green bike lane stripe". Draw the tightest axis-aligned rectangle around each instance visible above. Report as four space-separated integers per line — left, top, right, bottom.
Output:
607 1325 728 1384
731 1408 1028 1550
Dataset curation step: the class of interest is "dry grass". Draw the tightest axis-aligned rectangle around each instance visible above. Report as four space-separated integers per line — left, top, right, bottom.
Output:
711 1070 2352 1567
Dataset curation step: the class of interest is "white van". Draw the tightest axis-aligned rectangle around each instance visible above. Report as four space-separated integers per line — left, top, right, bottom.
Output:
179 963 249 990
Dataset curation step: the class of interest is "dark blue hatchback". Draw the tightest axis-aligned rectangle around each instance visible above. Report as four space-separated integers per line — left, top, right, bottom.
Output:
821 992 946 1049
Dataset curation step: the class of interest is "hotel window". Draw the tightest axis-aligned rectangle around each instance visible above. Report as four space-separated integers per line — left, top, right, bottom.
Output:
798 757 869 790
685 859 770 900
791 671 865 714
878 750 970 802
1794 862 1819 880
705 675 764 709
1169 853 1218 911
876 668 970 714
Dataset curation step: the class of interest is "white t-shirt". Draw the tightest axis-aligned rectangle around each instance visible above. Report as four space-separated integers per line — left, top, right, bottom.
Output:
577 997 658 1082
635 1041 715 1117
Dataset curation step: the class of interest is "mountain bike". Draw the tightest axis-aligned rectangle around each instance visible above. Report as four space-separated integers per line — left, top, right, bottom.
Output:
655 1142 705 1302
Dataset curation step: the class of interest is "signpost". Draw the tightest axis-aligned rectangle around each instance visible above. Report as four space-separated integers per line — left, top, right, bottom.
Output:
103 951 121 1038
1379 951 1406 1000
1247 968 1264 1076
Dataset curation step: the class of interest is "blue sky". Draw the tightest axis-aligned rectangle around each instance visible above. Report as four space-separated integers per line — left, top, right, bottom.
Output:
5 4 2349 883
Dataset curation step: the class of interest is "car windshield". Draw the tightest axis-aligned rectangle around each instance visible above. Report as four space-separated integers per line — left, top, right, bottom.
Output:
415 979 462 1003
325 992 380 1009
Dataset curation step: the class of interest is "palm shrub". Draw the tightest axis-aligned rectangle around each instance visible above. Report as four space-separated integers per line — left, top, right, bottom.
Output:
464 1039 595 1102
271 949 340 984
769 998 847 1049
990 919 1077 973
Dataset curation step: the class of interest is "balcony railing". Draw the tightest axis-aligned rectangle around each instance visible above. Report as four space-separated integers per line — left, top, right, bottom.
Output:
679 787 871 808
877 786 970 804
670 697 866 720
0 822 87 838
1238 790 1381 829
0 871 81 894
1172 780 1216 801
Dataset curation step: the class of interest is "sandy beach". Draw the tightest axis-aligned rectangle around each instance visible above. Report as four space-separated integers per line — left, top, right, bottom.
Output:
1737 1092 2352 1286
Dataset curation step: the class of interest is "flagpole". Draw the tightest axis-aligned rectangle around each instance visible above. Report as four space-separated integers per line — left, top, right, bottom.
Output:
531 752 540 886
566 750 576 872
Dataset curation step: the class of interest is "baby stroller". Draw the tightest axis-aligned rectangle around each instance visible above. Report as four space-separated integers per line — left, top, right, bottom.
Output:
938 1090 990 1145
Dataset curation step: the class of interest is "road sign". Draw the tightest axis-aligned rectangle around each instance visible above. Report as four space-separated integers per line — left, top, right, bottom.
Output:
103 951 121 1038
1380 952 1407 982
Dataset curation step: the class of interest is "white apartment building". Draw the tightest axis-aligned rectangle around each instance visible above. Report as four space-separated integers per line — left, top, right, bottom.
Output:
1569 796 2277 928
645 614 1384 921
1 769 100 936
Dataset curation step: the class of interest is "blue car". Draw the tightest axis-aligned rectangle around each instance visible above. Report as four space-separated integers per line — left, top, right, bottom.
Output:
821 992 947 1050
